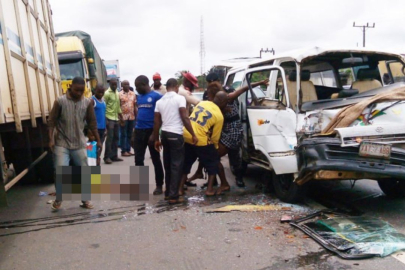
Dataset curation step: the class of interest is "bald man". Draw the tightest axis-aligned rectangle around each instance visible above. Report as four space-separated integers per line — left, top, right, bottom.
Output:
119 80 137 156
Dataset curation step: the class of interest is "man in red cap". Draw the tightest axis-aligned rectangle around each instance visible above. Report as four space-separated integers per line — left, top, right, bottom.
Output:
151 72 166 95
179 71 200 114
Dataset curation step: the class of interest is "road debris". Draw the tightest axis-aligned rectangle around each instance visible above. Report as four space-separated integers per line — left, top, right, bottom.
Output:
205 204 292 213
280 215 293 223
290 210 405 259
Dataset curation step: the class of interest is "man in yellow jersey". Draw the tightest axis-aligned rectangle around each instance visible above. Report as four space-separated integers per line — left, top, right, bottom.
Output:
180 91 228 196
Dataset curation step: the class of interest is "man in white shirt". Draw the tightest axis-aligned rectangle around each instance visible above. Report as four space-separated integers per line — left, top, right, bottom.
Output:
153 78 198 204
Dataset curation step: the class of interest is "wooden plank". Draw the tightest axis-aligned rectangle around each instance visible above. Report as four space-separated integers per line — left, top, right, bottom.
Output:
0 0 23 132
33 0 51 113
0 135 8 207
41 0 59 99
26 0 46 122
10 50 25 62
13 0 36 127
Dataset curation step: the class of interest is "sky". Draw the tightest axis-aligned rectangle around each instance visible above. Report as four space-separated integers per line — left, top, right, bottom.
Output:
49 0 405 86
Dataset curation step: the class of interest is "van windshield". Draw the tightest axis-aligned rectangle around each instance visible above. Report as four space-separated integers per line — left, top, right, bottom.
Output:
59 59 85 80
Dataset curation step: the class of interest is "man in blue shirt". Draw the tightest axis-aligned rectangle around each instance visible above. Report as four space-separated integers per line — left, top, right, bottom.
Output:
134 75 164 195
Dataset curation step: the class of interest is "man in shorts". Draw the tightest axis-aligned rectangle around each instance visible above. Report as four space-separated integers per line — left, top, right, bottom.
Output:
179 91 228 196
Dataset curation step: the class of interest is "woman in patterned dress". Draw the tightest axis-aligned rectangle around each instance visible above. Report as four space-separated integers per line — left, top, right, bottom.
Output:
187 74 269 192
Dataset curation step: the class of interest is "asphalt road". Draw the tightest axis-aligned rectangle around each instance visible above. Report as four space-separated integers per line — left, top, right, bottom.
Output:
1 150 405 270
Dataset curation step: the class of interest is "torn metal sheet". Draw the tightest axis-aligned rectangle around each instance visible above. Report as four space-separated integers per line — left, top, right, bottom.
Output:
205 205 292 213
290 210 405 259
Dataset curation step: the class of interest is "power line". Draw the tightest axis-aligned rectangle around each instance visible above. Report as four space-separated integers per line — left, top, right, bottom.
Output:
260 48 275 58
353 22 375 47
199 16 206 76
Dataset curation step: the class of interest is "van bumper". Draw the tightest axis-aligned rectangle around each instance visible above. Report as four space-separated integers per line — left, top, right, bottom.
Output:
296 137 405 185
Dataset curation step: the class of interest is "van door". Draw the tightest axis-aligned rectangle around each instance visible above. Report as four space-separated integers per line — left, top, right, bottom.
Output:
245 66 298 174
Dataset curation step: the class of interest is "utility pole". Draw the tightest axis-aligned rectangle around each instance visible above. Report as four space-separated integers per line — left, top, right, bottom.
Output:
199 16 206 76
260 48 275 58
353 22 375 47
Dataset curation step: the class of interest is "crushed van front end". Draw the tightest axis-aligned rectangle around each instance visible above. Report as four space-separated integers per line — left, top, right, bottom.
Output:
296 137 405 185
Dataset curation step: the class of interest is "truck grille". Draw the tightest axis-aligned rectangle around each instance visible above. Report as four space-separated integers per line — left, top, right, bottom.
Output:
325 144 405 165
343 134 405 146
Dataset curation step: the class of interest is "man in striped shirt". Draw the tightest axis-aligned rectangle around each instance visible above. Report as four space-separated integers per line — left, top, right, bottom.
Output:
48 77 101 211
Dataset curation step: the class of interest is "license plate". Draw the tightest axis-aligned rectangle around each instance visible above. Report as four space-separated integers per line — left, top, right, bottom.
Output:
359 142 391 159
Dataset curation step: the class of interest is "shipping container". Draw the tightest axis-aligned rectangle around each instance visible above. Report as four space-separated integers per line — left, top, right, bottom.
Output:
0 0 61 206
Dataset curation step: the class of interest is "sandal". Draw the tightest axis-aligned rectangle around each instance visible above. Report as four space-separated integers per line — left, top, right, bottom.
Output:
51 200 62 211
80 201 94 209
168 196 185 205
185 180 197 187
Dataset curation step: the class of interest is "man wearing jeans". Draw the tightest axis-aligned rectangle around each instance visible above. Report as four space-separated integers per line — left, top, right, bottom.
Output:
134 75 164 195
153 79 198 203
48 77 101 211
104 78 123 164
119 80 137 156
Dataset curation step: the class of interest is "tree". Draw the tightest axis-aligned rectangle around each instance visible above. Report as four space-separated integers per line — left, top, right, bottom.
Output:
175 70 187 86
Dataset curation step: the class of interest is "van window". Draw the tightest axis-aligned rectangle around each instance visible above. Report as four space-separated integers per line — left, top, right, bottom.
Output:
226 70 244 89
338 68 354 88
310 70 336 87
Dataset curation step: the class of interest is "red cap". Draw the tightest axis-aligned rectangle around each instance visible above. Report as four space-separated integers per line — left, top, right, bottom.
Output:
153 72 161 80
182 72 199 87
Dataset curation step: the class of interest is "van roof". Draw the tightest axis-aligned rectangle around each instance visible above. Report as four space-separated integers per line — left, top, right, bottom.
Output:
229 46 403 71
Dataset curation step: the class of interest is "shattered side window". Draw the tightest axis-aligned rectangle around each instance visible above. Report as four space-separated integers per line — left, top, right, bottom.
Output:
320 70 337 87
310 72 323 86
310 70 337 87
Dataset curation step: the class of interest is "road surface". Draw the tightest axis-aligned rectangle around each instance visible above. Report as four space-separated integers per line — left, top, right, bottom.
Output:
1 151 405 270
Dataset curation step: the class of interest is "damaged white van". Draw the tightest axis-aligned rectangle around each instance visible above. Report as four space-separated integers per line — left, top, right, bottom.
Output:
225 47 405 202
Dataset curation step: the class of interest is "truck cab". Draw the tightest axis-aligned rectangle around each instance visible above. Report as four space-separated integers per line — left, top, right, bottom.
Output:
225 47 405 203
56 36 92 97
56 31 108 98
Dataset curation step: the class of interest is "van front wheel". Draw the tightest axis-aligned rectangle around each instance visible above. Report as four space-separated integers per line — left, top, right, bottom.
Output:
272 172 306 203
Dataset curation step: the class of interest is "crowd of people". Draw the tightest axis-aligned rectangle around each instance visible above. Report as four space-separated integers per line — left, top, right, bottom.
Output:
48 71 269 210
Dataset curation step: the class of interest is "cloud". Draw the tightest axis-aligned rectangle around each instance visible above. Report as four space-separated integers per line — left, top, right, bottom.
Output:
50 0 405 85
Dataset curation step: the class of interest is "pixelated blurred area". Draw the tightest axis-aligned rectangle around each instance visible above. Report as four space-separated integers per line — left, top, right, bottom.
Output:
55 166 150 201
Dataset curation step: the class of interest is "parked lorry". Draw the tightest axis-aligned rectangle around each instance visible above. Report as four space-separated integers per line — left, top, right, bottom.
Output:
224 47 405 202
56 31 108 98
0 0 61 206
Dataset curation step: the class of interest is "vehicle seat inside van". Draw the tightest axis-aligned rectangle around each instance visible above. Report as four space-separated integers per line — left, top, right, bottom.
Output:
287 70 318 110
351 68 382 93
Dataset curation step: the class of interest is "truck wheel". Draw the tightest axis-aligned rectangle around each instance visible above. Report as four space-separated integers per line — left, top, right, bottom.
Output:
272 172 306 203
378 179 405 198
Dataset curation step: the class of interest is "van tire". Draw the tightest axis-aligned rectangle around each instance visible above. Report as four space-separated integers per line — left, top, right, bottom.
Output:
378 179 405 198
272 172 306 203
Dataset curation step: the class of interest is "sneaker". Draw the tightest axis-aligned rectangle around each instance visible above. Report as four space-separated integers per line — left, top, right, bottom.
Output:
153 186 163 195
80 201 94 209
51 200 62 211
104 158 113 164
